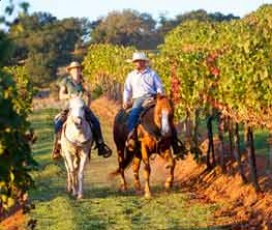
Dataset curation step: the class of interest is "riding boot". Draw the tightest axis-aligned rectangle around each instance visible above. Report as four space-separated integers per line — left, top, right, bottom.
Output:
126 128 137 151
51 133 61 160
172 138 187 159
171 126 186 157
92 126 112 158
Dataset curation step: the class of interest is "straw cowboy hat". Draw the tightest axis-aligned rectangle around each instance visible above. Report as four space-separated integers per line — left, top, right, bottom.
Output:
126 52 149 63
66 61 82 71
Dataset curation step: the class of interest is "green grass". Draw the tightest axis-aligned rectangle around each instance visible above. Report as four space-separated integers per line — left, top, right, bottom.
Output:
26 108 232 229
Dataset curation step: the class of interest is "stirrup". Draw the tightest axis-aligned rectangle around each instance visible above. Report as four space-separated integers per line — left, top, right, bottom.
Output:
98 144 112 158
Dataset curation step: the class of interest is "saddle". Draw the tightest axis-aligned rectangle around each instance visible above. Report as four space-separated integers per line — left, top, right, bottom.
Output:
116 98 160 140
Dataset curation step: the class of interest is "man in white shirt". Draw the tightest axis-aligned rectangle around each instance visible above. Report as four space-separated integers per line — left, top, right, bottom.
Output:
123 52 184 155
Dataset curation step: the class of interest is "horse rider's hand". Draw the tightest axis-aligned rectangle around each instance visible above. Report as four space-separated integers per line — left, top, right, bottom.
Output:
123 103 128 110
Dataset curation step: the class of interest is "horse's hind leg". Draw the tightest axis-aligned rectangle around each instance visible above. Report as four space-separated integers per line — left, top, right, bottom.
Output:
118 149 127 192
161 149 176 189
132 156 141 194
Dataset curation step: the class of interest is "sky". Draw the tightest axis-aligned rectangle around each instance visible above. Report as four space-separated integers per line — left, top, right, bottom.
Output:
1 0 271 22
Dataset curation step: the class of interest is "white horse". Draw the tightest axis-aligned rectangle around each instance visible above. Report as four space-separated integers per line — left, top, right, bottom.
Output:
60 97 93 199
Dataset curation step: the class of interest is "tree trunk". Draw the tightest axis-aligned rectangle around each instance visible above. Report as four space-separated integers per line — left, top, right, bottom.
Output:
245 126 260 192
206 114 216 169
227 117 234 157
217 112 225 172
192 109 201 161
185 110 193 145
233 123 247 183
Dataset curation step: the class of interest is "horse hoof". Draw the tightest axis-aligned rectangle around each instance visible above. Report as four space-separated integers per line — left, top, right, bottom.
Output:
77 194 83 200
164 182 173 189
119 186 127 192
72 192 77 197
144 193 152 199
135 189 142 196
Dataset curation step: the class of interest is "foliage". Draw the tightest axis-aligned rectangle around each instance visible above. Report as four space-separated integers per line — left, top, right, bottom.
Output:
90 9 159 49
4 65 36 115
157 9 239 40
154 4 272 129
0 69 37 212
8 13 91 87
0 20 37 213
82 44 135 98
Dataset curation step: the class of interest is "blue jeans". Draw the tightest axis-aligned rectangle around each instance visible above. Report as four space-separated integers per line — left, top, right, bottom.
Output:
127 95 151 132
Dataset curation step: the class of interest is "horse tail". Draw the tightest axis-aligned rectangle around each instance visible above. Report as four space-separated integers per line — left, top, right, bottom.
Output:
122 148 135 169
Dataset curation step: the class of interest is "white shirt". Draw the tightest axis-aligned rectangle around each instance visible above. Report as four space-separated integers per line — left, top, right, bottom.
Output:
123 67 164 104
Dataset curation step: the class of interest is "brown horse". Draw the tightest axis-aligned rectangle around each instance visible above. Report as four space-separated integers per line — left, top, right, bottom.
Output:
112 94 176 198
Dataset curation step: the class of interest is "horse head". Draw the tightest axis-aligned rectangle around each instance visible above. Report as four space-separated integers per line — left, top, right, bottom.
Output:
153 93 174 138
64 96 92 146
68 97 86 129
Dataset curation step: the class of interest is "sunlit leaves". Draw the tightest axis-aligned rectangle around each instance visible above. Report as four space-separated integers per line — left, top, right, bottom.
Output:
154 4 272 128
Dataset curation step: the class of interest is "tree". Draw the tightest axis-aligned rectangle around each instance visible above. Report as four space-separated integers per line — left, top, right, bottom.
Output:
157 9 239 38
8 13 91 86
91 9 158 49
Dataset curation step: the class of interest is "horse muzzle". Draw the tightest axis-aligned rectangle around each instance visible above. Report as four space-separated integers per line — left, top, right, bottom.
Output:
73 117 83 128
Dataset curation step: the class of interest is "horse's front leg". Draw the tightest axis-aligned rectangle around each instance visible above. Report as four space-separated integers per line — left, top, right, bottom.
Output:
65 152 77 197
63 158 72 193
132 155 141 194
77 150 88 200
161 148 176 189
142 145 151 199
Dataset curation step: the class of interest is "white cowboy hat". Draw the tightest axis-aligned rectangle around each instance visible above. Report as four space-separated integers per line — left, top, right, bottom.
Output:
67 61 82 71
126 52 149 63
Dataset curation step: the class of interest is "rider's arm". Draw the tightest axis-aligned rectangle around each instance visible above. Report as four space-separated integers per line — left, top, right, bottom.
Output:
82 81 91 107
123 74 132 109
59 85 70 101
84 91 91 108
153 72 164 95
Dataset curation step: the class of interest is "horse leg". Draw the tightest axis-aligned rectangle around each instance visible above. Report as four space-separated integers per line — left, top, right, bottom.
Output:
142 146 151 199
65 153 77 196
118 149 127 192
77 151 88 200
63 158 72 193
161 149 176 189
132 156 141 194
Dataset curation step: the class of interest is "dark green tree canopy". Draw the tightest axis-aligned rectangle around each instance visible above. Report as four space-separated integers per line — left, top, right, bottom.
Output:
8 12 90 86
91 9 158 49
